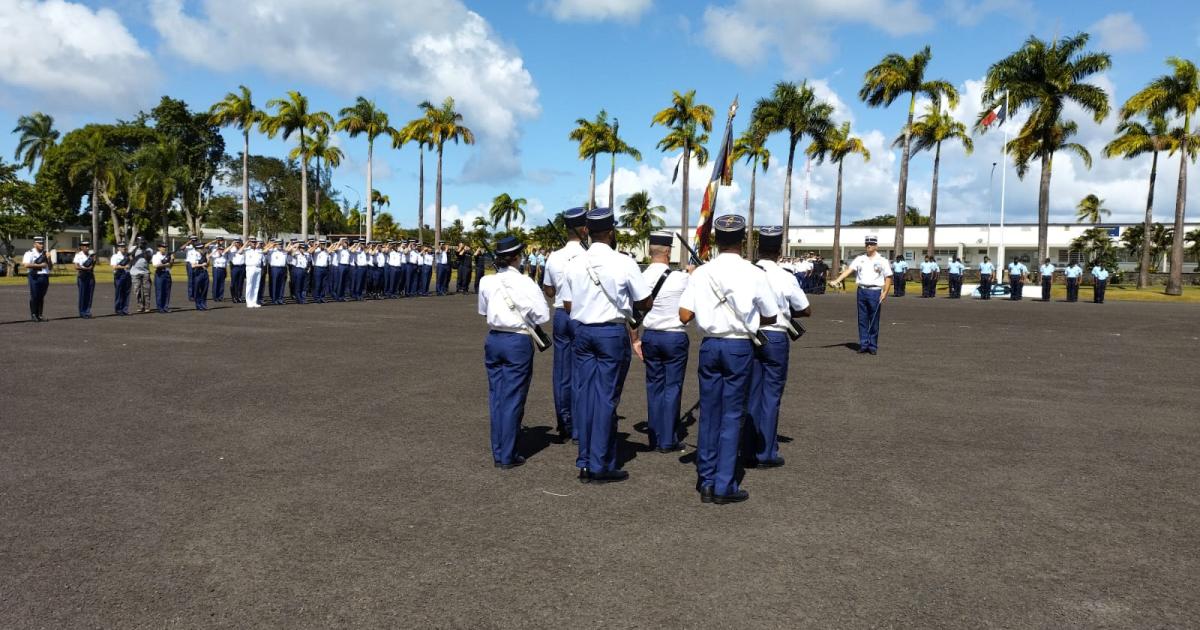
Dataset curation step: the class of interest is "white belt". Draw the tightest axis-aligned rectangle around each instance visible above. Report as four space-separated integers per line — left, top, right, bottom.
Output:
859 285 882 290
490 326 530 335
762 324 789 333
704 331 750 340
645 326 687 334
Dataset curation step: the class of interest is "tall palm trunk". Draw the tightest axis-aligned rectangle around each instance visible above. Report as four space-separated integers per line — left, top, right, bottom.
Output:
926 141 941 257
365 140 376 242
895 94 916 256
1138 151 1158 288
588 155 597 209
435 142 444 249
747 156 758 259
417 148 425 244
91 177 100 251
313 156 322 236
1167 128 1189 296
782 140 796 255
241 129 250 241
608 151 616 210
300 131 309 241
833 160 844 274
1037 153 1052 262
680 145 690 266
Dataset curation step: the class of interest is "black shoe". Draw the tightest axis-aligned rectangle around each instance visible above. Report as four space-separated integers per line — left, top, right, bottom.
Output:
496 456 526 470
578 468 590 483
571 438 579 445
699 486 714 504
759 457 785 469
712 489 750 505
588 470 629 484
868 349 877 355
31 315 39 322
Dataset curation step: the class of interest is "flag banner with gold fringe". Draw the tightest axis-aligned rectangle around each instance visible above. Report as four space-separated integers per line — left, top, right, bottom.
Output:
694 96 738 260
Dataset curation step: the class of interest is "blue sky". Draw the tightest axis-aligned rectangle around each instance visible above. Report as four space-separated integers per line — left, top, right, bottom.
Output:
2 0 1198 230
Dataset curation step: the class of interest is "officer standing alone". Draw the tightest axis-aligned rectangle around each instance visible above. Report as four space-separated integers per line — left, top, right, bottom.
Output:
22 236 52 322
829 235 892 355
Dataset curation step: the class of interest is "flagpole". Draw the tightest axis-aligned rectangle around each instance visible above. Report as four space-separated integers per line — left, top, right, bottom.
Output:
997 90 1009 268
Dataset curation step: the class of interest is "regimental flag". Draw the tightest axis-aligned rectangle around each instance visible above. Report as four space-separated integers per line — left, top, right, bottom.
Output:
694 97 738 260
981 101 1008 128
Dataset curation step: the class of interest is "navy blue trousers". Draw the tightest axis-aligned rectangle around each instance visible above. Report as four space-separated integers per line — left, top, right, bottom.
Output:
212 266 226 301
186 265 195 301
352 267 367 300
28 273 48 317
313 267 328 302
340 267 353 300
1067 277 1078 302
894 271 906 296
331 266 345 300
551 310 576 437
113 270 131 314
269 267 287 304
1042 277 1052 301
485 331 534 466
154 272 172 312
77 272 95 316
979 274 992 299
193 269 209 310
457 265 471 292
1094 279 1106 303
745 330 789 463
1009 274 1023 300
696 337 753 496
291 267 307 304
857 287 882 352
436 263 451 295
949 273 962 298
571 323 631 474
384 266 397 296
404 264 416 296
229 266 245 302
642 329 689 449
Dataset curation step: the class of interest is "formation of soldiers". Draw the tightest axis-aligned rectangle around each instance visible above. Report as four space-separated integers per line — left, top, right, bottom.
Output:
889 253 1112 303
478 207 811 505
21 234 492 320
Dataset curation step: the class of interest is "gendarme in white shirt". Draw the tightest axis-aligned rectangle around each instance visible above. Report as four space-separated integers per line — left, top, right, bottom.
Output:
679 253 778 337
640 262 689 332
848 252 892 288
543 240 585 308
756 259 810 333
563 242 650 324
22 249 50 275
478 266 550 334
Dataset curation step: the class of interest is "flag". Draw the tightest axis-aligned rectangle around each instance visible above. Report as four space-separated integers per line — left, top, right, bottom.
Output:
981 101 1007 128
694 97 738 260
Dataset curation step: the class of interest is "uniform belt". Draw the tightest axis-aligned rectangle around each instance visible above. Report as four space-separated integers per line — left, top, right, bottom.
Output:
490 326 530 335
704 332 750 340
762 324 789 333
579 320 625 327
644 326 686 334
858 285 882 290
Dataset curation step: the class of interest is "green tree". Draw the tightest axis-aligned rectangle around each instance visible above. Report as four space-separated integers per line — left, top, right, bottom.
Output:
733 124 771 249
1186 228 1200 270
754 81 834 241
852 206 930 226
859 45 958 254
618 190 665 249
807 121 870 271
291 129 343 236
262 91 332 241
148 96 225 238
978 33 1111 263
1120 57 1200 295
1075 194 1110 224
416 97 475 249
1071 227 1118 271
652 90 713 266
133 138 185 239
65 129 124 249
374 211 401 241
601 116 641 209
569 110 609 210
209 85 264 240
488 193 527 232
395 116 435 244
0 160 38 268
1104 116 1175 287
12 112 60 174
901 103 973 256
336 97 395 242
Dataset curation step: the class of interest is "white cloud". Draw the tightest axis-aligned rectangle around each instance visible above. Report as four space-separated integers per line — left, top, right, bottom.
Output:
701 0 934 72
540 0 653 22
944 0 1035 27
150 0 539 182
0 0 158 110
1089 13 1147 53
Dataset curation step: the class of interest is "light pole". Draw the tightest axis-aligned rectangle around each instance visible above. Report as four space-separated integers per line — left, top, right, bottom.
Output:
986 162 996 256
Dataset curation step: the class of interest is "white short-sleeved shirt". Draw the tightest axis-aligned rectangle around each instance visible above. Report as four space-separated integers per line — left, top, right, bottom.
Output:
563 242 651 324
543 241 586 308
73 251 92 268
23 249 51 275
353 251 369 266
1092 266 1109 280
640 262 689 332
185 247 200 266
268 250 288 267
678 253 779 337
422 253 434 266
244 248 264 268
892 260 909 273
314 250 330 267
849 253 892 288
756 259 810 332
388 251 403 266
292 252 309 268
1065 265 1082 278
111 251 129 269
1040 264 1055 276
151 252 171 270
478 267 551 333
212 251 228 268
338 249 351 265
949 261 965 274
228 247 245 265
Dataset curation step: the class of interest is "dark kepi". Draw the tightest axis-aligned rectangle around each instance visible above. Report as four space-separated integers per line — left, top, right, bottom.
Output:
648 231 673 247
757 226 783 251
563 206 588 228
586 207 615 232
495 235 525 255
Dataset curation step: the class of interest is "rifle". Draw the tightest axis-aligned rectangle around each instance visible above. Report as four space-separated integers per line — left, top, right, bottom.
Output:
546 219 566 248
674 232 702 266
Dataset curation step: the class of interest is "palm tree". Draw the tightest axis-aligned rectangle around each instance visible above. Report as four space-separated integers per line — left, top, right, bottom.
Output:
569 110 609 210
371 189 390 216
900 103 973 256
134 138 185 239
652 90 714 266
979 33 1111 263
416 97 474 249
209 85 263 241
807 121 870 272
1121 57 1200 295
396 117 434 243
12 112 60 174
619 190 666 248
859 46 958 256
336 97 395 242
754 80 834 243
602 117 641 209
65 129 123 249
1075 194 1110 224
488 193 527 232
1104 117 1175 288
733 124 770 249
1007 121 1095 238
295 129 344 236
262 91 333 241
1186 228 1200 270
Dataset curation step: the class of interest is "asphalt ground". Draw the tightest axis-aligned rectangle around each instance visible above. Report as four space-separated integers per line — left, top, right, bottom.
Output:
2 280 1198 629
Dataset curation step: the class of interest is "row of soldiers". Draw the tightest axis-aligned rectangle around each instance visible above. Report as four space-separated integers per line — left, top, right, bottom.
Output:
890 255 1113 302
20 235 493 321
478 207 811 505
